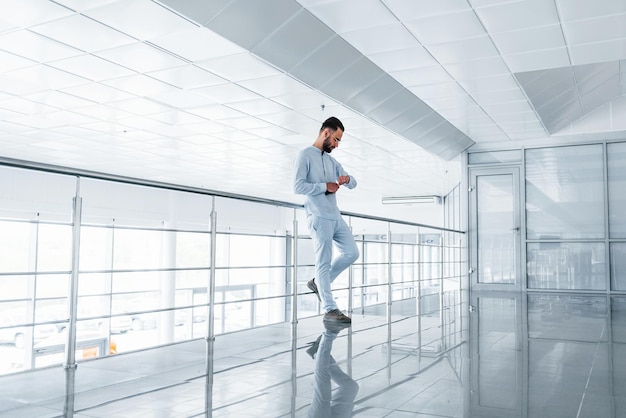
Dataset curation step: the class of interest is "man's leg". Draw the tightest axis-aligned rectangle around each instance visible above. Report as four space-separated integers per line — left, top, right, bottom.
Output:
329 218 360 283
308 216 337 312
307 331 336 418
329 354 359 417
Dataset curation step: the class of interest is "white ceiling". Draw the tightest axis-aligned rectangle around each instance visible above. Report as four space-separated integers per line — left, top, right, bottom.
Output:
0 0 625 221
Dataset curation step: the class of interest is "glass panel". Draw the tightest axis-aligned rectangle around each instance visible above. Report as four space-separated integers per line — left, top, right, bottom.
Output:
527 242 605 290
113 229 164 270
362 263 387 287
528 294 607 342
36 274 69 299
37 224 72 272
35 298 67 331
111 292 158 316
608 142 626 238
477 174 516 284
469 150 522 165
78 273 110 296
526 145 604 239
224 302 250 333
0 221 33 273
80 178 212 229
0 275 29 300
176 231 211 268
215 234 285 268
79 226 113 271
175 269 209 290
360 282 387 309
112 271 160 293
213 197 291 329
420 281 440 317
362 241 388 264
0 165 75 222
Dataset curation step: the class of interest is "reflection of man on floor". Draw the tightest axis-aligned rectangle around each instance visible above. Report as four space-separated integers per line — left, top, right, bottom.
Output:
308 323 359 418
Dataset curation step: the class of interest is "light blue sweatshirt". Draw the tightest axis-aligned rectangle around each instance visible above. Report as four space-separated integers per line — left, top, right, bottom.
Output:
293 146 357 220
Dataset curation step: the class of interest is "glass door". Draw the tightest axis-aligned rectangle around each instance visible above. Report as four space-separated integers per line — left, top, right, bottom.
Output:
469 167 521 290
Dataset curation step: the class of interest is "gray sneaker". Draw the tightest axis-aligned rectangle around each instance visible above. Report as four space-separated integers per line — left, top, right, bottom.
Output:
324 309 351 323
306 334 322 359
307 278 321 302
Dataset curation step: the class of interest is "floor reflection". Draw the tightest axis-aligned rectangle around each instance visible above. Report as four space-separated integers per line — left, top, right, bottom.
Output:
2 293 626 417
470 292 625 418
307 321 358 418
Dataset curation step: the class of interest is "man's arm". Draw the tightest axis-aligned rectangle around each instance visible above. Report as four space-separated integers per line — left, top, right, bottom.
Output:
336 164 357 190
293 152 327 195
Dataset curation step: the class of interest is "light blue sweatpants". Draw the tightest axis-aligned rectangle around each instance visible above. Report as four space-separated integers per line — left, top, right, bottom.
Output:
307 216 359 312
307 329 359 417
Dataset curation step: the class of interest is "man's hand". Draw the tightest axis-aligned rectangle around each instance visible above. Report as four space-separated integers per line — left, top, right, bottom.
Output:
337 175 350 185
326 182 340 194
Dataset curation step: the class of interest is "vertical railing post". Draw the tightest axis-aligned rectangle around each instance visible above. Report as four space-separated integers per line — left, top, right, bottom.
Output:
64 179 82 369
387 223 392 327
291 215 299 326
458 237 463 345
208 197 217 341
416 227 422 355
386 223 392 379
348 216 354 316
290 211 299 417
439 235 445 350
205 197 217 417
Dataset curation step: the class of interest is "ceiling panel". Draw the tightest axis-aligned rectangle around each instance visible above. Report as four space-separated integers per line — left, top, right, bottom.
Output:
85 0 195 40
30 14 136 52
251 9 335 72
0 30 82 62
202 0 301 50
48 54 135 81
95 42 185 73
287 36 362 88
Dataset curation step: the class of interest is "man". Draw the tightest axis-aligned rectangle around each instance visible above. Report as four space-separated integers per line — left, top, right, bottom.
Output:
293 116 359 323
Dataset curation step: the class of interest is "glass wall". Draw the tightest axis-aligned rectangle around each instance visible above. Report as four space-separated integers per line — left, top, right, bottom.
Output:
525 144 606 291
608 142 626 291
526 145 604 240
0 166 76 373
0 164 465 375
471 140 626 292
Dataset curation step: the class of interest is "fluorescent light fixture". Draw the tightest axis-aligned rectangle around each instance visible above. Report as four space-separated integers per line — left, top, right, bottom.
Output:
381 195 441 205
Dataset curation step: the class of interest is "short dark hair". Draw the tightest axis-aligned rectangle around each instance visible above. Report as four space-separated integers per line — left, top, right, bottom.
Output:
320 116 344 133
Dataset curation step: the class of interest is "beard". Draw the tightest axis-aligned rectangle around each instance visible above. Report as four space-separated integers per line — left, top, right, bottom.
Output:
322 137 334 153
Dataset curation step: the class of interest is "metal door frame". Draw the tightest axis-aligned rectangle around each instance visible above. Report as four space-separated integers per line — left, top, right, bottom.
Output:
469 166 522 291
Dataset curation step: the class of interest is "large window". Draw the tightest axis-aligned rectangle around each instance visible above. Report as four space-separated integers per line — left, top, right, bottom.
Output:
526 145 604 240
525 144 605 291
0 166 75 373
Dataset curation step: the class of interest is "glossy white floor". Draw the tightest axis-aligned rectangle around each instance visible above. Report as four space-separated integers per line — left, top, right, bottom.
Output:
0 292 623 417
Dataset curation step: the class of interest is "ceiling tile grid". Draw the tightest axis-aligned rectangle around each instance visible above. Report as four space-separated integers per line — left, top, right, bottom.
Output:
0 0 625 221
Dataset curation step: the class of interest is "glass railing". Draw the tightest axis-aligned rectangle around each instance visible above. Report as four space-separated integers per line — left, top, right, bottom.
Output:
0 163 466 375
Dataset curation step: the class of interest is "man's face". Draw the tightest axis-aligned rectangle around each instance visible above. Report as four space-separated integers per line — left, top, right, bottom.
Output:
322 128 343 153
